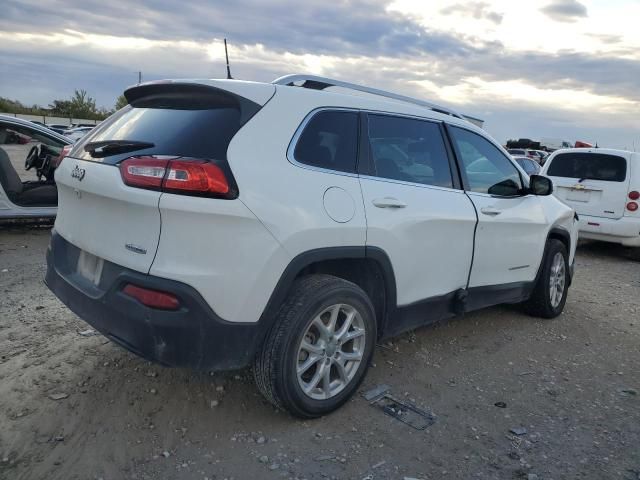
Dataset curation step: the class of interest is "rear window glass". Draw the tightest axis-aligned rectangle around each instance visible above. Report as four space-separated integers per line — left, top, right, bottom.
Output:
73 104 242 164
547 153 627 182
293 111 359 173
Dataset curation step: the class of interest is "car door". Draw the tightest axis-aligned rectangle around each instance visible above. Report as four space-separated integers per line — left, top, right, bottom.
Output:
359 113 477 328
447 125 548 290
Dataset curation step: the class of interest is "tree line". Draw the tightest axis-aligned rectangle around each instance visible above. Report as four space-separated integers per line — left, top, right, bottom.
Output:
0 90 127 120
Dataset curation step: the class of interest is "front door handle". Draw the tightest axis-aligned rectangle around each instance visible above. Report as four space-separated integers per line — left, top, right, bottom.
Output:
480 206 501 216
372 197 407 209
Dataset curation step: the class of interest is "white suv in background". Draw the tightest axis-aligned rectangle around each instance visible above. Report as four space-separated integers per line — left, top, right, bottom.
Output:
46 74 578 417
542 148 640 249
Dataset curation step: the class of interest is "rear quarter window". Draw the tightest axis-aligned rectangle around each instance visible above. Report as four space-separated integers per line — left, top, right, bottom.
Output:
292 110 359 173
547 153 627 182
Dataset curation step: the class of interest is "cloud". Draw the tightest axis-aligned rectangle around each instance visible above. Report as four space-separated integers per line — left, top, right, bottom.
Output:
440 2 503 24
0 0 637 148
586 33 623 45
540 0 588 23
0 0 475 59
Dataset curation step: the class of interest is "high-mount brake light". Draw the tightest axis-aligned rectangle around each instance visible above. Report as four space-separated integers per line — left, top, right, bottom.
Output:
119 156 233 197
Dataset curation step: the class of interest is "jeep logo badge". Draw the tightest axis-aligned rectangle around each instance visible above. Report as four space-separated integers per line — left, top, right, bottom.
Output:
71 165 86 181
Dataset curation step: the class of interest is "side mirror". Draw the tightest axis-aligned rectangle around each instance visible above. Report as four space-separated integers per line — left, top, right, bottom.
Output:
529 175 553 196
487 178 521 197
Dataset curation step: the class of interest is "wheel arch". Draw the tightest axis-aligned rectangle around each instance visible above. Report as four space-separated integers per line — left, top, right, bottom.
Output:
258 246 397 340
548 226 571 256
534 226 573 288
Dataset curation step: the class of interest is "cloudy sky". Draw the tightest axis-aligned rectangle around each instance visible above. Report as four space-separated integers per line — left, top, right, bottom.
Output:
1 0 638 148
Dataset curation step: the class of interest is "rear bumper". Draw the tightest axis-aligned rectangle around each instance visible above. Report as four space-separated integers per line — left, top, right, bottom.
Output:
578 215 640 247
45 231 265 370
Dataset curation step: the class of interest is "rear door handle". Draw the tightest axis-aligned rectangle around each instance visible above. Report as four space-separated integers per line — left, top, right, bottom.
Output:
372 197 407 209
480 206 501 216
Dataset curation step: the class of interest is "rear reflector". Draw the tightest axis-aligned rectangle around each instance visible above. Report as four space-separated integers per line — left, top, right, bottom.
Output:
629 191 640 201
119 156 233 198
123 284 180 310
627 201 638 212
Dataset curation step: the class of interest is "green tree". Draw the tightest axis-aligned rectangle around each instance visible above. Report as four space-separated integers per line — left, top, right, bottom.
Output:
68 89 97 118
49 99 72 116
114 94 128 110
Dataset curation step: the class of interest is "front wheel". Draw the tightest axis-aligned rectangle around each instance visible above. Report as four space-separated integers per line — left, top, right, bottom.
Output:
523 239 569 318
253 274 376 418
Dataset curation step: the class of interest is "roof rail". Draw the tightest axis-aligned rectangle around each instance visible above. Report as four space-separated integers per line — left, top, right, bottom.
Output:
272 74 466 121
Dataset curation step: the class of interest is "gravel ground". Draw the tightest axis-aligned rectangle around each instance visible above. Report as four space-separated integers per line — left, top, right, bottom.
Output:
0 226 639 480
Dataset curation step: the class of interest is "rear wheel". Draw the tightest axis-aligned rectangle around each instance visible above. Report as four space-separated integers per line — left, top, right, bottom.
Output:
253 274 376 418
523 239 569 318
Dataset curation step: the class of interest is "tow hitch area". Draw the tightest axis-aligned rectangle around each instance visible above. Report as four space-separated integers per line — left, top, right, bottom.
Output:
363 384 436 431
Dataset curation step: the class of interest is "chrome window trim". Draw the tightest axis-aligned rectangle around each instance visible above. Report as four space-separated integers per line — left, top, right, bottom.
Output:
359 174 463 194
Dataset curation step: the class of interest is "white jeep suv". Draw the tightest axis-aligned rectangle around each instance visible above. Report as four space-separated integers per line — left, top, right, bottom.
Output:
46 75 578 417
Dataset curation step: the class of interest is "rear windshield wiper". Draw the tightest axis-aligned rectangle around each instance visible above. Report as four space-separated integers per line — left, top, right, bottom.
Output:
84 140 154 158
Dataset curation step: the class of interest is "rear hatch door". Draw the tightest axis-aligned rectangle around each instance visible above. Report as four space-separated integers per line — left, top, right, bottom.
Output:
545 151 630 219
54 80 273 274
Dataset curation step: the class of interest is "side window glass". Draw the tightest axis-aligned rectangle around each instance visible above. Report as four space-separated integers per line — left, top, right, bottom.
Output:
293 111 359 173
450 126 522 196
366 115 453 188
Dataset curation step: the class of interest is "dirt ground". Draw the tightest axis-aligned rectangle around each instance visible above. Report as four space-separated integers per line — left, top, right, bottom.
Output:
0 226 638 480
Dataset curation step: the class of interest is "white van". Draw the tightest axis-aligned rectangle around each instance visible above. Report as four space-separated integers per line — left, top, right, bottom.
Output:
542 148 640 247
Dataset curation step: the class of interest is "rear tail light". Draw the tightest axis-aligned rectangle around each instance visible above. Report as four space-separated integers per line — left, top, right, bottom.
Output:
628 191 640 201
627 202 638 212
122 284 180 310
164 160 229 195
119 156 234 198
54 144 73 167
121 157 169 189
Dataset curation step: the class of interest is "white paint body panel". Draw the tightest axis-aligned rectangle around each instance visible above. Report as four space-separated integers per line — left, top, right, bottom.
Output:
54 158 162 273
360 178 476 305
149 194 288 322
467 193 572 287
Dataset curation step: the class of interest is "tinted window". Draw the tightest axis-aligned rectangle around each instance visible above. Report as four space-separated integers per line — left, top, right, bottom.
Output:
547 153 627 182
450 126 522 195
74 105 242 165
366 115 453 188
293 111 359 173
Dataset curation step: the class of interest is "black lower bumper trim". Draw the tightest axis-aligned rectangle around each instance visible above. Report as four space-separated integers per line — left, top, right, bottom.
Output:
45 231 265 370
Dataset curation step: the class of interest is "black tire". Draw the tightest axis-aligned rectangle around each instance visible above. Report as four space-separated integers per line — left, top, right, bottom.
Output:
523 239 569 318
253 274 376 418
